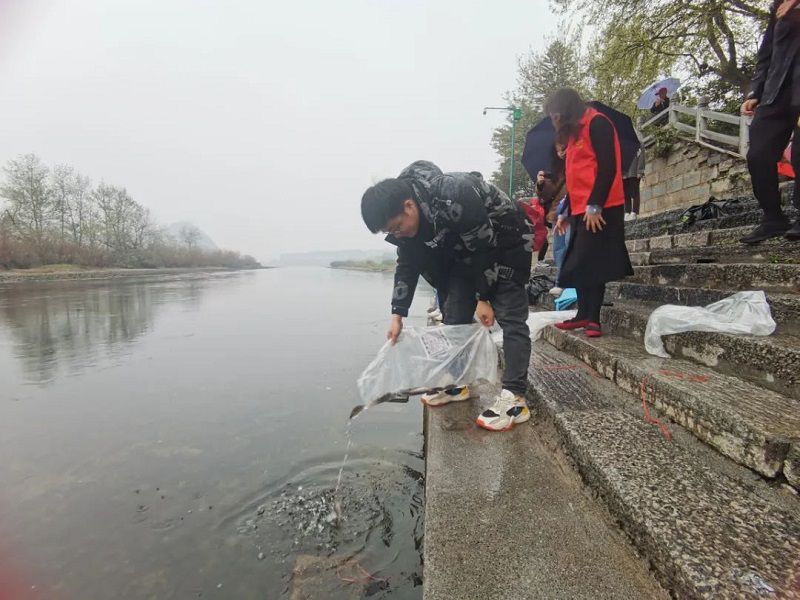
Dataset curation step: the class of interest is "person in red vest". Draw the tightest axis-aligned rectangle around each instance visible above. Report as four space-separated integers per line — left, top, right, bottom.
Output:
518 192 548 261
547 88 634 337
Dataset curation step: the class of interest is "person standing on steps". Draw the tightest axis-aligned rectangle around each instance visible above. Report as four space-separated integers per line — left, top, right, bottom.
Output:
360 160 534 432
623 147 646 221
740 0 800 244
547 88 634 338
650 87 670 115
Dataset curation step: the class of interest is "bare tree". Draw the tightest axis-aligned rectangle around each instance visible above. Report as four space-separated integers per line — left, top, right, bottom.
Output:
0 154 53 253
51 164 93 251
179 224 202 249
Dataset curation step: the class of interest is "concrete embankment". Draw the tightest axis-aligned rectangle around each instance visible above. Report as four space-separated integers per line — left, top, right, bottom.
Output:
422 396 668 600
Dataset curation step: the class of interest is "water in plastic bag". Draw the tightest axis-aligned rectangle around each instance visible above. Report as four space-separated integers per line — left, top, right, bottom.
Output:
644 291 777 358
356 324 500 406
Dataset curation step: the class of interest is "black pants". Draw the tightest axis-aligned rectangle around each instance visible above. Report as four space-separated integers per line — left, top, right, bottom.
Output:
747 84 800 222
575 284 605 323
623 178 641 214
537 239 549 262
439 270 531 396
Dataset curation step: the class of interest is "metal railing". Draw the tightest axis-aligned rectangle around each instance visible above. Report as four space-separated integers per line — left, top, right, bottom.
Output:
639 101 752 159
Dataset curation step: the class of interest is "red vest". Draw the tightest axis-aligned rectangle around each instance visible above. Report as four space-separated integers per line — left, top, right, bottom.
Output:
565 107 625 215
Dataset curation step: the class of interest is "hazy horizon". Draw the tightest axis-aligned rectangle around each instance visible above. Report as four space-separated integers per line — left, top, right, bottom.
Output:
0 0 559 263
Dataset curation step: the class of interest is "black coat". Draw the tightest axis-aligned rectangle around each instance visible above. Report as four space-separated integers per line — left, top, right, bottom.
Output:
749 3 800 106
386 161 533 316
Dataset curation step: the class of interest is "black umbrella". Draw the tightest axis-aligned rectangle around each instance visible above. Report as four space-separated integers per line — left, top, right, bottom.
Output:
521 101 641 181
520 117 557 181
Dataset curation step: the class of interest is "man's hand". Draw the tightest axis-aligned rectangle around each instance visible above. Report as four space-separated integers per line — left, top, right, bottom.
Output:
584 212 606 233
777 0 799 19
555 218 569 236
741 98 759 116
387 315 403 345
476 300 495 327
537 171 545 184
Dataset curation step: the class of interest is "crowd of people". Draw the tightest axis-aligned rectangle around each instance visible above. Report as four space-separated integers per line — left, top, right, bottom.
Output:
358 0 798 433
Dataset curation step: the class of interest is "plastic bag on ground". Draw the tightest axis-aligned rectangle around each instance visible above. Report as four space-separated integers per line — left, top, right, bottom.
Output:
357 324 500 404
490 310 577 349
527 310 578 342
644 291 777 358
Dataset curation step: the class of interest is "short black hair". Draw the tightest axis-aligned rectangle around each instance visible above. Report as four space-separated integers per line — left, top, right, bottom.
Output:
360 178 414 233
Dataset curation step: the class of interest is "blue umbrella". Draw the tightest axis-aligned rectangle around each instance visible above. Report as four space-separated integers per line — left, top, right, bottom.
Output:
521 101 641 180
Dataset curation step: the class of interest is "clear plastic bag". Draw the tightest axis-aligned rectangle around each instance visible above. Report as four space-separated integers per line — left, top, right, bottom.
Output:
357 324 500 404
491 309 578 348
644 291 777 358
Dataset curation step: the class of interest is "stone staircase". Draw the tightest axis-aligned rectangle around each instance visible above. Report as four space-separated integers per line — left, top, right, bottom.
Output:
527 195 800 598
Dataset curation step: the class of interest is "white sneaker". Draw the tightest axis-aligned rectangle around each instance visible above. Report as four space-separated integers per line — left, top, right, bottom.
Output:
475 389 530 431
421 386 470 407
428 308 443 321
630 212 637 220
549 287 563 297
536 260 548 268
624 213 633 222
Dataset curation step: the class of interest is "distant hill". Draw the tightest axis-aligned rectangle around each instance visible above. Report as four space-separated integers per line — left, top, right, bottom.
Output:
164 222 218 251
278 249 394 267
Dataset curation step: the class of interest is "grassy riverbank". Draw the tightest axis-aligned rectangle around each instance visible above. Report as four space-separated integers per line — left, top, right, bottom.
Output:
0 265 271 284
329 259 394 273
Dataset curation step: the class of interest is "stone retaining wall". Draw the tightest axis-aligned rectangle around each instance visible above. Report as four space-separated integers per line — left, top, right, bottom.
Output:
640 139 750 216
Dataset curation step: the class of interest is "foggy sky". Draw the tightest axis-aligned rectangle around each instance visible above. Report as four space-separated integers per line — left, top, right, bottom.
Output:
0 0 559 262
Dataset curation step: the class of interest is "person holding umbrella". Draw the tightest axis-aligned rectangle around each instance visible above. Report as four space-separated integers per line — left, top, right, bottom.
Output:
636 77 680 116
650 87 671 115
739 0 800 244
547 88 634 338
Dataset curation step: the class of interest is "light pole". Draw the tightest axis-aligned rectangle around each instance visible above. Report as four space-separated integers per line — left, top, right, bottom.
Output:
483 105 522 198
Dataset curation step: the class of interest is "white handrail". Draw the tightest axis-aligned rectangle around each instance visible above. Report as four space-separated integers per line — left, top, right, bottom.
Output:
638 103 752 159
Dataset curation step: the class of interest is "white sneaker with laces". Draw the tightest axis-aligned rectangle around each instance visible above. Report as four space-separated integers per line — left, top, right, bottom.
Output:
428 308 443 321
475 389 530 431
537 260 549 268
548 286 563 297
421 386 470 407
624 213 633 222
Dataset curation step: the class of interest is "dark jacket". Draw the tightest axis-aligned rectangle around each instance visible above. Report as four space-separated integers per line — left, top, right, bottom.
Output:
650 97 670 115
749 3 800 106
386 161 533 316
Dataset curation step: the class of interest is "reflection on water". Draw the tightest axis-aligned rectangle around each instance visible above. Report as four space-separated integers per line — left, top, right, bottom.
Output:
0 268 426 599
0 276 208 385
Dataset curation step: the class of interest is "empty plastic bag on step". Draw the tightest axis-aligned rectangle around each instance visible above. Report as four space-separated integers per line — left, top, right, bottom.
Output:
357 324 500 404
644 291 776 358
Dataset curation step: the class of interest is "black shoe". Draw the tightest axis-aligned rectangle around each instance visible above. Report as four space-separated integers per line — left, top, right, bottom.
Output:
786 221 800 241
739 221 791 245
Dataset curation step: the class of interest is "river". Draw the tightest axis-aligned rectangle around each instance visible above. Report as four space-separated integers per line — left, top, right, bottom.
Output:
0 267 429 599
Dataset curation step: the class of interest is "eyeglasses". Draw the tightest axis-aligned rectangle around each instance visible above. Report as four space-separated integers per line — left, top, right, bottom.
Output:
384 216 404 236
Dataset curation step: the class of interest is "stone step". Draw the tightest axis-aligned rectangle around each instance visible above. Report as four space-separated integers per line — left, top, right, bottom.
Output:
532 280 800 329
604 281 800 325
539 323 800 484
630 263 800 293
423 391 668 599
623 187 795 240
626 226 800 266
597 301 800 400
527 341 800 598
630 244 800 267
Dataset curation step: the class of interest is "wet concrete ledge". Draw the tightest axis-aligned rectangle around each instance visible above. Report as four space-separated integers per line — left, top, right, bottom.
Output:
421 394 667 600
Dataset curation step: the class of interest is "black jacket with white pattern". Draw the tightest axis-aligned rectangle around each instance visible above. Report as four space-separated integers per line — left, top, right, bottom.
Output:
385 161 533 317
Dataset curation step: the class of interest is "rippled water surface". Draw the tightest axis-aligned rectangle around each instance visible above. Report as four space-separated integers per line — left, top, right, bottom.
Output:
0 267 428 599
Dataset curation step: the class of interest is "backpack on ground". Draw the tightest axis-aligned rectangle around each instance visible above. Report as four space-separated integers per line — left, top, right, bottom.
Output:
526 274 555 304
